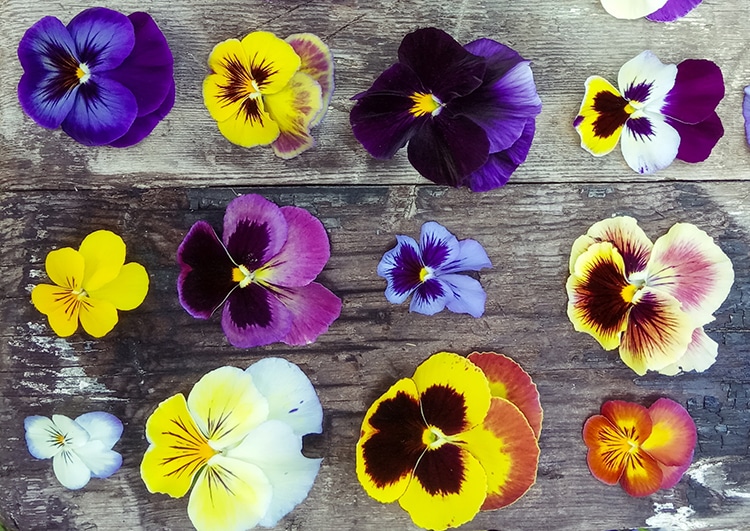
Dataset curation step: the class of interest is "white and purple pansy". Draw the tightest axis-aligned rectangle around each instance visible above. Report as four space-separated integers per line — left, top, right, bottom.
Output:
177 194 342 349
601 0 703 21
17 7 174 147
377 221 492 317
574 50 724 174
25 412 123 490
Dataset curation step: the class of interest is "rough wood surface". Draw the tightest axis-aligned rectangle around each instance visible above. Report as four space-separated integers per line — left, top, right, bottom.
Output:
1 1 750 531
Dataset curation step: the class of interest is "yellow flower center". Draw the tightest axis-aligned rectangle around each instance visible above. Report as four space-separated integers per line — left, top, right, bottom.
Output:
197 438 219 463
422 425 451 450
620 284 640 303
54 433 66 446
419 267 430 282
76 63 91 83
232 264 254 288
409 92 443 117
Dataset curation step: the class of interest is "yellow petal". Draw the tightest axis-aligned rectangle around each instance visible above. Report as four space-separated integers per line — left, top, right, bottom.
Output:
569 216 653 276
141 394 211 498
240 31 300 95
87 262 149 310
31 284 80 337
44 247 84 289
574 76 629 156
78 230 126 292
285 33 334 127
187 455 272 531
78 297 118 338
216 97 280 148
187 366 269 449
266 71 322 159
204 39 251 123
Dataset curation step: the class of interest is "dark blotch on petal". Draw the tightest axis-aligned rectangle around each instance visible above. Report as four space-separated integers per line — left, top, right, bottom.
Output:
362 391 426 488
226 283 273 329
389 242 425 296
578 258 632 336
420 384 468 435
420 233 450 270
623 81 652 102
225 219 271 270
592 91 631 139
414 444 465 495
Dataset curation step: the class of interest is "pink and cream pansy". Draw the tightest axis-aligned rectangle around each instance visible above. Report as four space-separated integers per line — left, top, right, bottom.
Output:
566 216 733 375
574 50 724 174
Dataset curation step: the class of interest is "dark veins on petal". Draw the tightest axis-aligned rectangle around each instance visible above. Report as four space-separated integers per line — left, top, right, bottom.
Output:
248 53 278 89
420 234 450 270
414 444 465 496
362 391 426 488
415 277 446 304
578 256 632 336
626 116 654 141
390 243 424 296
419 385 468 435
227 283 274 329
592 91 631 139
226 220 271 270
623 82 652 103
623 291 678 361
41 42 81 101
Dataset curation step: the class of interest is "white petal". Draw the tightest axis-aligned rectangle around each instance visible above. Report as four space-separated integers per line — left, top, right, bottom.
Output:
246 358 323 437
74 440 122 478
617 50 677 109
658 327 719 375
621 112 680 174
75 412 123 450
226 420 322 528
53 449 92 489
25 416 63 459
601 0 668 19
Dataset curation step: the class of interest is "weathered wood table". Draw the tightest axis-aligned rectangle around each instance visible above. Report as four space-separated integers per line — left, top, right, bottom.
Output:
1 1 749 530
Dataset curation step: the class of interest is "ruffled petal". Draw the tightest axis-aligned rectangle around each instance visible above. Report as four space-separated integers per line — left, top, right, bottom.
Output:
646 222 734 325
225 420 321 527
618 50 677 109
646 0 703 21
356 377 424 503
658 327 718 375
620 111 680 174
53 449 92 490
187 456 272 531
661 59 724 124
221 284 293 348
187 366 269 448
619 288 694 375
266 71 322 159
78 230 126 291
669 111 724 163
377 235 422 304
74 411 123 450
246 357 323 436
67 7 134 71
409 277 451 315
600 0 668 19
87 262 148 311
223 194 288 265
641 398 696 467
466 119 535 192
74 439 122 478
441 274 487 318
276 283 342 346
260 205 330 287
574 76 628 156
78 296 119 338
31 284 80 337
286 33 333 127
461 397 539 510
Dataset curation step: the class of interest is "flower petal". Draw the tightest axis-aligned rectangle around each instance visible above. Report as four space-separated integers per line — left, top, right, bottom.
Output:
286 33 334 128
412 352 491 434
621 111 680 174
246 357 323 436
467 352 543 439
574 76 628 156
25 415 87 459
600 0 668 19
177 221 236 319
658 327 718 375
78 230 126 291
409 277 451 315
462 397 539 510
445 237 492 273
277 283 342 346
53 449 92 490
221 283 293 348
661 59 724 124
109 79 175 148
67 7 134 71
377 235 422 304
398 444 487 531
620 288 695 375
74 440 122 478
669 111 724 164
356 377 424 503
418 221 460 272
261 205 330 287
223 194 288 265
441 273 487 318
266 71 322 159
658 459 693 490
203 39 251 123
618 51 677 109
241 31 300 95
215 98 280 148
74 412 123 450
566 242 631 350
78 296 119 338
31 284 80 337
187 366 269 448
44 247 84 290
187 456 272 531
225 420 321 528
646 222 734 325
641 398 696 467
646 0 703 21
87 262 149 311
466 119 535 192
744 86 750 145
619 447 663 497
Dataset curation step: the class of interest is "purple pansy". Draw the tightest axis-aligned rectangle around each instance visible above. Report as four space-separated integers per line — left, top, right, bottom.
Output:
177 194 342 348
377 221 492 317
17 7 174 147
350 28 541 192
647 0 703 22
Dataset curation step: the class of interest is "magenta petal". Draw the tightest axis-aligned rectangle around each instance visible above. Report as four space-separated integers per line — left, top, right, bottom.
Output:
662 59 724 124
109 79 174 148
222 284 292 348
177 221 236 319
646 0 702 21
658 458 693 489
222 195 288 266
278 283 342 345
669 112 723 163
263 206 331 288
67 7 134 71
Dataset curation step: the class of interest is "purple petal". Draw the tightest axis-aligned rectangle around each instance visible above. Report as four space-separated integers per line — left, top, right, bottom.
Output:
263 206 331 288
442 273 487 317
221 284 292 348
669 111 724 163
464 38 524 82
18 16 77 73
107 12 173 117
61 76 137 145
350 63 423 159
443 239 492 274
419 221 460 272
661 59 724 124
67 7 134 71
465 119 535 192
377 235 422 304
407 111 490 187
18 72 78 130
177 221 235 319
646 0 702 21
223 195 288 266
108 79 174 148
410 277 450 315
745 86 750 146
278 283 342 345
397 27 485 102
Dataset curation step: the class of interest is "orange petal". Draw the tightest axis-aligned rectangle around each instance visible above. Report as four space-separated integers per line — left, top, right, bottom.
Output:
619 447 663 497
467 352 543 439
642 398 696 467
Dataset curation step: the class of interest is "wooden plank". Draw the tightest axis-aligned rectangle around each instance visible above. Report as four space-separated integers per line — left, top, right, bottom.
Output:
1 0 750 191
0 183 748 530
